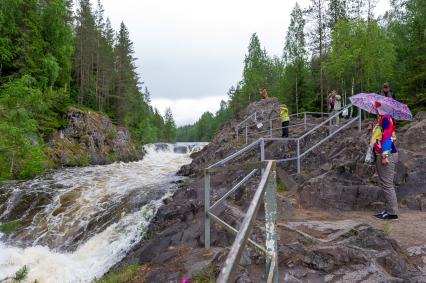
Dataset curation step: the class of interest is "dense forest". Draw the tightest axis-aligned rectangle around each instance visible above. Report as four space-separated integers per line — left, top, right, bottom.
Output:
0 0 176 180
176 0 426 142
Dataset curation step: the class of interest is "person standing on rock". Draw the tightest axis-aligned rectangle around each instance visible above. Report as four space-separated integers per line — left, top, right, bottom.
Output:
373 101 399 221
280 104 290 137
260 87 269 99
379 82 396 100
328 90 342 126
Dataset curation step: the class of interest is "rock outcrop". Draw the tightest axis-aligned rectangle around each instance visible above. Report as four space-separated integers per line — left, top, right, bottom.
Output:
299 112 426 211
113 98 426 282
46 107 141 167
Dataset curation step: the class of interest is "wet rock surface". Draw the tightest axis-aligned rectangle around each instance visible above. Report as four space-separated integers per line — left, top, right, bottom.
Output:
46 107 141 167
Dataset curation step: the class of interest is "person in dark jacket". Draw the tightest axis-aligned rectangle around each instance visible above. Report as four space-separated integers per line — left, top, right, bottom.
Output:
379 82 396 100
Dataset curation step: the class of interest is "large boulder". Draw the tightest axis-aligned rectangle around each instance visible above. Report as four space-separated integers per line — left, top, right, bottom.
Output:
46 107 141 167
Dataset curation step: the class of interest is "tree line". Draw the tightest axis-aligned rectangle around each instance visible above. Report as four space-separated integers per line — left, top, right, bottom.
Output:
177 0 425 142
0 0 176 180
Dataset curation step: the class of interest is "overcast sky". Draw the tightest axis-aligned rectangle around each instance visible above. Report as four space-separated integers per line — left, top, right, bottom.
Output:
96 0 390 126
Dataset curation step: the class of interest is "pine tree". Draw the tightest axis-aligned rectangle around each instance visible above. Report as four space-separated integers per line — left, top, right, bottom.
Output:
74 0 97 106
284 2 311 113
163 107 176 142
40 0 74 89
327 0 347 32
306 0 328 114
114 22 140 124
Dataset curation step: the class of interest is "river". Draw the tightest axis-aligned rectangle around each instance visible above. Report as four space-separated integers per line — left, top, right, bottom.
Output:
0 143 205 283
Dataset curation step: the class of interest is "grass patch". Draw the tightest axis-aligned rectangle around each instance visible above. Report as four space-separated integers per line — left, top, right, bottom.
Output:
193 266 216 283
383 223 391 236
0 220 19 234
94 265 140 283
276 180 286 192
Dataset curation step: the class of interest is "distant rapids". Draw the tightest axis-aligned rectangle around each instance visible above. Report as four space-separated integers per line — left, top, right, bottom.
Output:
0 143 206 283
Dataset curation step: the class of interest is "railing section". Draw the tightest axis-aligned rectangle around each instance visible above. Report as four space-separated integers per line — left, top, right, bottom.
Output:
205 161 278 283
204 105 363 282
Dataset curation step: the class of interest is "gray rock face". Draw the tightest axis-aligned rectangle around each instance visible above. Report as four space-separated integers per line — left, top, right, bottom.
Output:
112 99 425 281
298 113 426 211
47 107 141 167
281 223 413 282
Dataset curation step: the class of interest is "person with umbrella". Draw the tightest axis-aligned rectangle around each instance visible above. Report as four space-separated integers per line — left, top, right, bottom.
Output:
372 101 399 220
350 93 412 221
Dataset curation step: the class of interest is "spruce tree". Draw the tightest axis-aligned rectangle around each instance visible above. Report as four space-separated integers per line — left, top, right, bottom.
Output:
284 2 311 113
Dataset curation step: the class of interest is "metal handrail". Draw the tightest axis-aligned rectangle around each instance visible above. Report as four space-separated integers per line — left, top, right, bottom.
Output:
216 161 278 283
236 110 336 144
204 105 362 283
298 104 353 140
212 104 359 172
207 139 260 169
209 169 258 210
300 116 359 158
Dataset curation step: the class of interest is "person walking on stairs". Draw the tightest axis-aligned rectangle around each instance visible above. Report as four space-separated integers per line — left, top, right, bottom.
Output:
372 101 399 221
280 104 290 138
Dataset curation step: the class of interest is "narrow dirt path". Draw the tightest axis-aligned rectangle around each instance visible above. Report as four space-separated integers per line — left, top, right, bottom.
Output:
284 208 426 249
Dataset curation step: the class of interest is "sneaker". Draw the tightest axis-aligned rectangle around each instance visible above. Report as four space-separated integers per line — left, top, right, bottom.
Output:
375 213 399 221
373 211 386 218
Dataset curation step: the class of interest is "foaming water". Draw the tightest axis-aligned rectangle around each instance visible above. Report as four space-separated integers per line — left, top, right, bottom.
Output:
0 143 206 283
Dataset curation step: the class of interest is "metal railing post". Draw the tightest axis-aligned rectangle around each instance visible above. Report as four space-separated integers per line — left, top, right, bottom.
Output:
204 170 211 250
358 107 362 132
296 139 301 174
236 128 239 141
245 126 248 144
304 112 307 131
264 162 278 283
260 138 265 162
269 119 272 138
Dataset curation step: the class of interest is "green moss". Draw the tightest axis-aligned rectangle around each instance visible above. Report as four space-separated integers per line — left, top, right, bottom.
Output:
193 266 216 283
0 220 19 234
94 264 140 283
276 180 286 192
383 223 391 236
107 128 117 140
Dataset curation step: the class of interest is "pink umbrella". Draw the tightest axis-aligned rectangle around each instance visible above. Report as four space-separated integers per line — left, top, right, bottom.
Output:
349 93 413 121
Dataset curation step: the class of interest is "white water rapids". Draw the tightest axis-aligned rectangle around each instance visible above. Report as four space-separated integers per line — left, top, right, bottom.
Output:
0 143 206 283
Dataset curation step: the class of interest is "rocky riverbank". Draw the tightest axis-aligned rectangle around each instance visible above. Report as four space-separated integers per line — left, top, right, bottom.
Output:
110 98 426 282
46 107 141 167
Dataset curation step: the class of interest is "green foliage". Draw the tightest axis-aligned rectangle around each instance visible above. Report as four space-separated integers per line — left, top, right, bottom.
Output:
0 220 19 234
193 266 216 283
386 0 426 113
14 265 28 282
163 107 177 142
383 222 391 236
0 76 52 180
276 181 286 193
326 20 396 94
95 264 140 283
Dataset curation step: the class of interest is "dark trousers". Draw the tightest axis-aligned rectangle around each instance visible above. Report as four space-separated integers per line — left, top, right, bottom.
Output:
282 121 289 137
